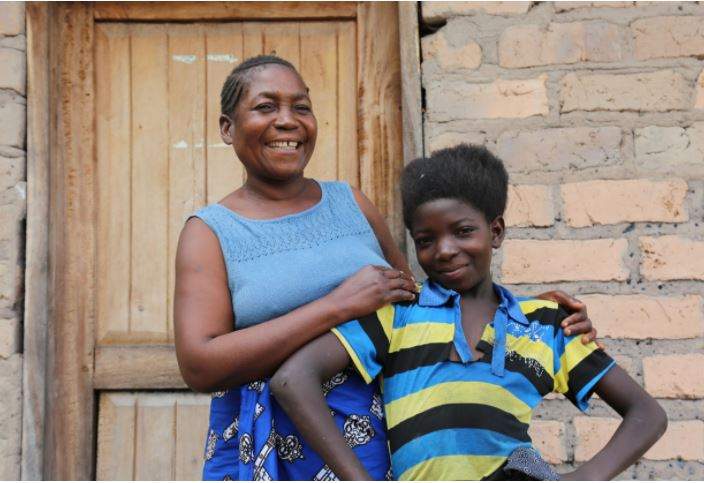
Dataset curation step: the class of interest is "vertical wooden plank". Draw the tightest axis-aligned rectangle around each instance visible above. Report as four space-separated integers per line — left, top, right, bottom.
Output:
130 25 169 340
174 394 211 480
206 23 244 204
96 23 132 344
23 3 49 479
398 2 425 279
262 21 300 69
357 3 405 246
336 21 359 187
45 3 96 479
168 25 207 340
299 22 338 181
134 395 177 480
96 394 137 480
242 22 264 59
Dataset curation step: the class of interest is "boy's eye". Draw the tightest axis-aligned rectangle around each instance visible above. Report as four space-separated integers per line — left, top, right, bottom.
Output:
414 237 433 248
457 226 475 236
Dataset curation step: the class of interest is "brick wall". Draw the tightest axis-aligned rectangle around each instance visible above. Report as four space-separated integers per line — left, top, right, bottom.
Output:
0 2 25 480
421 1 704 479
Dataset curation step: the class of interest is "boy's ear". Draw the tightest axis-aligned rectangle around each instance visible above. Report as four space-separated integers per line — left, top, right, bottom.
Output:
490 216 506 249
219 114 234 145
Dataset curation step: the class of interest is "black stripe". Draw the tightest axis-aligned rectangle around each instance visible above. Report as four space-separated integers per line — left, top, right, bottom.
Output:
522 306 562 329
388 403 530 453
358 312 390 363
564 349 614 406
382 343 452 378
476 340 554 396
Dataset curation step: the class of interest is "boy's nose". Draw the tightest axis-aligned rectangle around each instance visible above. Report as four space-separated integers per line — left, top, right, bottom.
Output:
436 238 459 260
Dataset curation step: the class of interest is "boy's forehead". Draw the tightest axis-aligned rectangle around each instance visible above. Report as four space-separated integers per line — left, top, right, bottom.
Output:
411 198 485 226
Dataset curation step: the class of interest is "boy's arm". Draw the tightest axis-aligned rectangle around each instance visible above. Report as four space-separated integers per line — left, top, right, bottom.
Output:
270 333 373 481
562 365 667 480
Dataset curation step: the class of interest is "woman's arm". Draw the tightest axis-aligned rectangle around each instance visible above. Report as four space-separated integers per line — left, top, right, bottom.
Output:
174 218 416 392
562 365 667 480
270 333 372 481
352 187 414 276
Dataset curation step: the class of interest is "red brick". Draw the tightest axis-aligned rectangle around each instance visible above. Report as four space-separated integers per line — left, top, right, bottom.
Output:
501 239 629 284
528 420 567 464
574 417 620 462
499 21 621 68
426 76 549 121
581 294 703 340
643 353 704 399
645 420 704 461
561 179 688 227
632 16 704 60
422 1 531 22
640 236 704 281
560 70 690 113
505 185 555 228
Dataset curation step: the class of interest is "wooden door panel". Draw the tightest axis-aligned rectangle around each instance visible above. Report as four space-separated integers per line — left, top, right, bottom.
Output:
96 21 359 347
97 392 210 481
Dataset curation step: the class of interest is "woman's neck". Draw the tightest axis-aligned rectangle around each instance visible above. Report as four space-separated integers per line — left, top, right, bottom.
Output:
242 175 311 202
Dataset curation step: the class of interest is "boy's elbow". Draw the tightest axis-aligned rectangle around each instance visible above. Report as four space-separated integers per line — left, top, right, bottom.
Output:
270 364 296 403
653 402 668 440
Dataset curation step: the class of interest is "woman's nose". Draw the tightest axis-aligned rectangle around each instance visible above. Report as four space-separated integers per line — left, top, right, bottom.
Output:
274 106 297 130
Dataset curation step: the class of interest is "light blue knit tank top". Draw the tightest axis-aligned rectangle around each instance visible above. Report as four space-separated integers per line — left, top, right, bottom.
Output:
193 181 389 329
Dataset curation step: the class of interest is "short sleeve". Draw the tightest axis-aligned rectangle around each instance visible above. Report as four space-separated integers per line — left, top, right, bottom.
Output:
331 304 395 384
552 308 615 411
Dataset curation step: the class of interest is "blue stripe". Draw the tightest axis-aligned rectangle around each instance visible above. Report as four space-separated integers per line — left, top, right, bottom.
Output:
335 320 382 379
382 362 543 407
574 360 616 411
392 428 528 478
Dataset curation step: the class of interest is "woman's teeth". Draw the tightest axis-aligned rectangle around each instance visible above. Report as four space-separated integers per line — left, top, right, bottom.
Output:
268 141 299 151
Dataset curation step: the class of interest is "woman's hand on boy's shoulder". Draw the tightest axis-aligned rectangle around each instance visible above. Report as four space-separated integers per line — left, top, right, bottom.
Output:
535 290 604 349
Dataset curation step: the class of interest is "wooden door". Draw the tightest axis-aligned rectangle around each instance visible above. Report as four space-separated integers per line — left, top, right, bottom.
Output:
39 2 404 480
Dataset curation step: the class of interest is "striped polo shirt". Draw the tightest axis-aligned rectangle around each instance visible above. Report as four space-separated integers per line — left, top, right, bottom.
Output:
331 280 615 480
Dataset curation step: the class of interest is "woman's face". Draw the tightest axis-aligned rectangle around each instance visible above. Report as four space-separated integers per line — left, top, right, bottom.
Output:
221 64 317 182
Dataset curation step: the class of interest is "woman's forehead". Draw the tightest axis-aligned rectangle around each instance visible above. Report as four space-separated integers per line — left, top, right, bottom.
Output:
245 64 308 97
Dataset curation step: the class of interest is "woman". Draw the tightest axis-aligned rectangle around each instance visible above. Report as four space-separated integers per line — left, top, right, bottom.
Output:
174 55 596 480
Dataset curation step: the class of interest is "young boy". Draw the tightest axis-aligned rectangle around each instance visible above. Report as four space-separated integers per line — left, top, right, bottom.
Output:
271 144 667 480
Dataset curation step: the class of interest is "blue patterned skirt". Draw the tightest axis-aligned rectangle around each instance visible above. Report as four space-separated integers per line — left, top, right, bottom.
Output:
202 368 391 480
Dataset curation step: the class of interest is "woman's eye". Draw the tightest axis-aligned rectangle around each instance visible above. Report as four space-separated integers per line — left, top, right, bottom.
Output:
295 104 311 112
255 103 275 112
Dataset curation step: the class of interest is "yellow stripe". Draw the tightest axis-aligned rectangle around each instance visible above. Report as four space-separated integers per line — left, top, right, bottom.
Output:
519 299 558 314
331 328 373 384
389 322 454 353
377 304 395 342
482 325 554 377
400 454 506 480
385 381 531 429
555 338 599 394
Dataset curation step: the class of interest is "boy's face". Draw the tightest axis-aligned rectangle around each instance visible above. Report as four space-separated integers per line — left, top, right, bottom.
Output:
410 198 505 294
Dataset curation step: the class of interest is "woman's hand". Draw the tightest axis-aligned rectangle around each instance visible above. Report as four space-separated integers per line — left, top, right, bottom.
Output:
536 290 603 348
327 265 417 323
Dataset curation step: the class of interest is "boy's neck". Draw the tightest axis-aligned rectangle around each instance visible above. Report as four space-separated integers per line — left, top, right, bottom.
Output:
458 273 498 305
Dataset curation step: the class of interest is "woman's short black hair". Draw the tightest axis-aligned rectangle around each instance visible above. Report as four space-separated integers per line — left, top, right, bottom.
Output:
220 55 299 116
401 144 509 229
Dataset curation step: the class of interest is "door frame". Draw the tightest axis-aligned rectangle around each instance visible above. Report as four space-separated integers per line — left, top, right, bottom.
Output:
25 1 421 479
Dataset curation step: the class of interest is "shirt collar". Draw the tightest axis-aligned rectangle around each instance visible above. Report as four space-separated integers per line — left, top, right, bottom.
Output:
417 279 530 326
417 279 458 307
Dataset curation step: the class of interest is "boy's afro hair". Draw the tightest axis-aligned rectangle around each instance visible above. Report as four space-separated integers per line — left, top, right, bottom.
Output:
401 143 509 229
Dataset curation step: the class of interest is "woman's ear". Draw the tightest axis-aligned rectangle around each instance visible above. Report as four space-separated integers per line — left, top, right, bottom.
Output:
490 216 506 249
219 114 234 145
